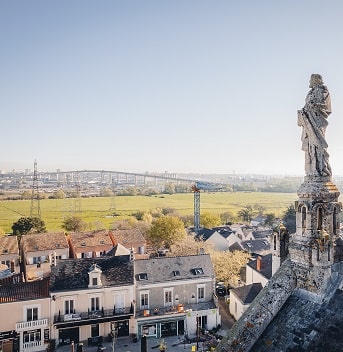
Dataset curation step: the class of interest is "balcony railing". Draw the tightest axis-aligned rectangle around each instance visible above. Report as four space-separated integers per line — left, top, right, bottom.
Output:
53 307 133 324
16 318 48 331
136 301 217 318
22 340 46 352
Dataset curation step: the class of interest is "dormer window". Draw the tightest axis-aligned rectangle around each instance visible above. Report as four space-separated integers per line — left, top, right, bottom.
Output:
100 240 105 245
192 268 204 275
81 242 86 247
3 249 8 254
138 273 148 280
88 264 102 288
173 270 180 277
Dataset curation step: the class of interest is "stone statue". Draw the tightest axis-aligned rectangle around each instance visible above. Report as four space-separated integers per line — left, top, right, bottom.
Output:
298 74 332 177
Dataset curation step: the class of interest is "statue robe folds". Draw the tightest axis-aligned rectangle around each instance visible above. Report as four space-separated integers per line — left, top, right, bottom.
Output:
298 84 332 177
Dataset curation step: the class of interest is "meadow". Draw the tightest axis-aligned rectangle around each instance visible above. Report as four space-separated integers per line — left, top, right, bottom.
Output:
0 192 298 233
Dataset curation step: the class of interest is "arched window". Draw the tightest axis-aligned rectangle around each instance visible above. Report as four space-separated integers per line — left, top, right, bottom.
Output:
302 206 306 231
317 207 323 230
333 207 338 235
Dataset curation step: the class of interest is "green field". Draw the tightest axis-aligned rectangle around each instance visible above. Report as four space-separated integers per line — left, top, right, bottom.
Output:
0 192 298 233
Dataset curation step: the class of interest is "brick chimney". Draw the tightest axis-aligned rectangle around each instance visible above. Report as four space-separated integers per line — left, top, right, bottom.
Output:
257 256 262 271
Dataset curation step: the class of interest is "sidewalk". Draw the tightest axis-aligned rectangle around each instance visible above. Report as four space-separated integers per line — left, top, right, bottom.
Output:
56 332 227 352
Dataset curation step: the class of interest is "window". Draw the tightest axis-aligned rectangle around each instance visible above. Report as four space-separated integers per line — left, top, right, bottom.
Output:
32 257 40 264
172 270 180 276
192 268 204 275
65 300 74 314
302 206 306 230
140 293 149 309
88 264 102 287
317 207 323 230
198 287 205 302
164 290 172 307
91 297 100 311
91 324 99 337
27 308 38 321
138 273 148 280
23 330 41 343
196 315 208 329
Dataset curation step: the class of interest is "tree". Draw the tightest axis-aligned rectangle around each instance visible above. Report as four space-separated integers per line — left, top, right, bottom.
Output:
21 191 32 200
254 204 266 216
282 205 296 233
146 216 186 250
100 188 113 197
265 213 276 227
170 234 213 256
210 250 250 287
237 206 255 223
62 216 87 232
54 189 66 199
200 212 221 228
180 215 194 228
161 208 177 216
163 182 175 195
12 216 46 236
220 211 235 225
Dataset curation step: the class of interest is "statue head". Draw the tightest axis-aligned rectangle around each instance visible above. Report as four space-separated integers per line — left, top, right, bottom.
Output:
309 74 323 88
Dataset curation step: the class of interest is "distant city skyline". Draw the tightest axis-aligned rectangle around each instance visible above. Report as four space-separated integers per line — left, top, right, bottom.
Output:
2 1 343 175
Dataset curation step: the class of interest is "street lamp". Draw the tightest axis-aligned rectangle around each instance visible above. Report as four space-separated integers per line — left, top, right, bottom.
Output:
196 315 199 351
111 328 117 352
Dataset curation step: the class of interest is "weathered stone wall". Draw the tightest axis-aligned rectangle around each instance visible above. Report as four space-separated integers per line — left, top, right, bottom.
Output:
217 261 296 352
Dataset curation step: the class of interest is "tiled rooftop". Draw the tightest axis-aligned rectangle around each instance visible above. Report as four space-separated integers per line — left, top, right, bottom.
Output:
0 235 19 254
21 232 68 252
68 230 114 248
111 228 146 245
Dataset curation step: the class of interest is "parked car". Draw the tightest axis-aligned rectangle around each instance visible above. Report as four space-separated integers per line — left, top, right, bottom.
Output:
215 282 227 297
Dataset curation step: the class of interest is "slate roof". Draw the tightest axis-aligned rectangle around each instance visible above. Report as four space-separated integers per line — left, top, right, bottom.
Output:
195 228 218 241
50 255 133 292
231 283 263 304
229 242 244 251
247 253 272 280
252 228 273 239
241 239 270 254
134 254 214 285
251 289 343 351
21 232 68 252
0 235 18 254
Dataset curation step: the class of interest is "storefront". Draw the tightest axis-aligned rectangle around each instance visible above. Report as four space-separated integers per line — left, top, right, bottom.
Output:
58 327 79 345
138 319 184 338
112 320 129 337
0 331 19 352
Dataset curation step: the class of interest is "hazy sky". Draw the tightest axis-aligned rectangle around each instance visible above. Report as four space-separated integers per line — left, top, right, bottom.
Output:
2 1 343 175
